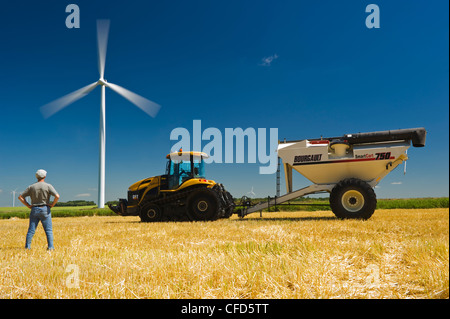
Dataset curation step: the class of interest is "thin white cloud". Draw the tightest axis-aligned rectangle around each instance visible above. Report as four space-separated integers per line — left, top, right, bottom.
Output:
75 193 91 197
260 54 278 66
391 182 402 185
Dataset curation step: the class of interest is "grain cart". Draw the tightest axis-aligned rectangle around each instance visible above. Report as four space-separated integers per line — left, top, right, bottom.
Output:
109 151 235 222
238 127 426 220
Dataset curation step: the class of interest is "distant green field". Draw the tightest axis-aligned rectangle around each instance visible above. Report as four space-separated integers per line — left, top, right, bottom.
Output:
259 197 449 212
0 206 114 219
0 197 448 219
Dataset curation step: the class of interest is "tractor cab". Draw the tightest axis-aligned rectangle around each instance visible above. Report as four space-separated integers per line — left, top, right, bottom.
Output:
165 151 208 189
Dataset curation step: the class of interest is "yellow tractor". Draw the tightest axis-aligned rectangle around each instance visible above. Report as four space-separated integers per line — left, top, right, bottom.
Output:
108 151 235 222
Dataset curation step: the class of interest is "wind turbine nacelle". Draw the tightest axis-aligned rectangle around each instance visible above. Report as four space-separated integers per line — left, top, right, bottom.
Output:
98 78 108 86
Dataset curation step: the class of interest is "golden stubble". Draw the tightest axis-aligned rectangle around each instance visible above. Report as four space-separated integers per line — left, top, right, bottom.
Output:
0 209 448 299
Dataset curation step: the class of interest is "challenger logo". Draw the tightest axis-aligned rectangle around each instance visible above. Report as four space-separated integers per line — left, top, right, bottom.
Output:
294 154 322 163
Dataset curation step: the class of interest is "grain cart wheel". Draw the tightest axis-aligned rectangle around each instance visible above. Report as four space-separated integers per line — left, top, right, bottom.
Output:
187 188 220 221
139 203 162 222
329 178 377 220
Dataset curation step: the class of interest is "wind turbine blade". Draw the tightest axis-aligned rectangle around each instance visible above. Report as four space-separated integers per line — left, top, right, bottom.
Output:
97 19 110 79
40 82 98 119
106 82 161 117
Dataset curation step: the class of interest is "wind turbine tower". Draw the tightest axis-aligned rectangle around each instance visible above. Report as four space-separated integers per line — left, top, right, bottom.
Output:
11 189 18 207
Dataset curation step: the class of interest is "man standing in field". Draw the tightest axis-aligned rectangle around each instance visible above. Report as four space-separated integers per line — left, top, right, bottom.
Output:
18 169 60 250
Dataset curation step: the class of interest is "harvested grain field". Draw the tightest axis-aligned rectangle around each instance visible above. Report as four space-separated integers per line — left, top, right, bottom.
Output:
0 208 448 299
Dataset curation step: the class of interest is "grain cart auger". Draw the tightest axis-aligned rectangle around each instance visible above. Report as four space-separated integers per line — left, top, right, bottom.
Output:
237 127 427 220
108 151 235 222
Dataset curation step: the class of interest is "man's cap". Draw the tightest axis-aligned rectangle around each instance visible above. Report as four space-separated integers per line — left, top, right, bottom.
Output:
36 169 47 179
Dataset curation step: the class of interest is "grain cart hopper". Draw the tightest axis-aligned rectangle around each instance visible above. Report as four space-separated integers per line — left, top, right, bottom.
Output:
109 151 235 222
238 127 426 220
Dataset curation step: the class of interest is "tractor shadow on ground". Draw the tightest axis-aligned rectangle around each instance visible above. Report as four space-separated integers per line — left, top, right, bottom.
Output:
232 216 337 222
105 220 141 224
103 215 338 224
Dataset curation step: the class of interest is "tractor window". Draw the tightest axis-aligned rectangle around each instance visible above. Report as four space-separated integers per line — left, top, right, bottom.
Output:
193 159 205 178
166 155 206 189
167 159 191 189
178 161 191 183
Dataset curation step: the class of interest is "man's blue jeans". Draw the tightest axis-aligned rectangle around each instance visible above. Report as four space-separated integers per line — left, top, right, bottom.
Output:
25 206 54 250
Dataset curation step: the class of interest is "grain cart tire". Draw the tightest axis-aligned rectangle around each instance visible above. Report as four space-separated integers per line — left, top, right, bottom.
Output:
329 178 377 220
187 188 220 221
140 203 162 222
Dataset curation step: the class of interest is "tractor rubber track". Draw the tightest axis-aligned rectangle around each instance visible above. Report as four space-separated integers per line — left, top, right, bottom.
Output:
141 185 234 222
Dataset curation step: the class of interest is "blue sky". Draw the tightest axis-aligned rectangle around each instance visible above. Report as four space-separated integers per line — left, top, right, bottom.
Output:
0 0 448 206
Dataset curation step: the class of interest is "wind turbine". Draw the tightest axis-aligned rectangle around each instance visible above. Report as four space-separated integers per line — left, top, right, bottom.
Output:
246 186 256 199
11 189 18 207
40 20 161 208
